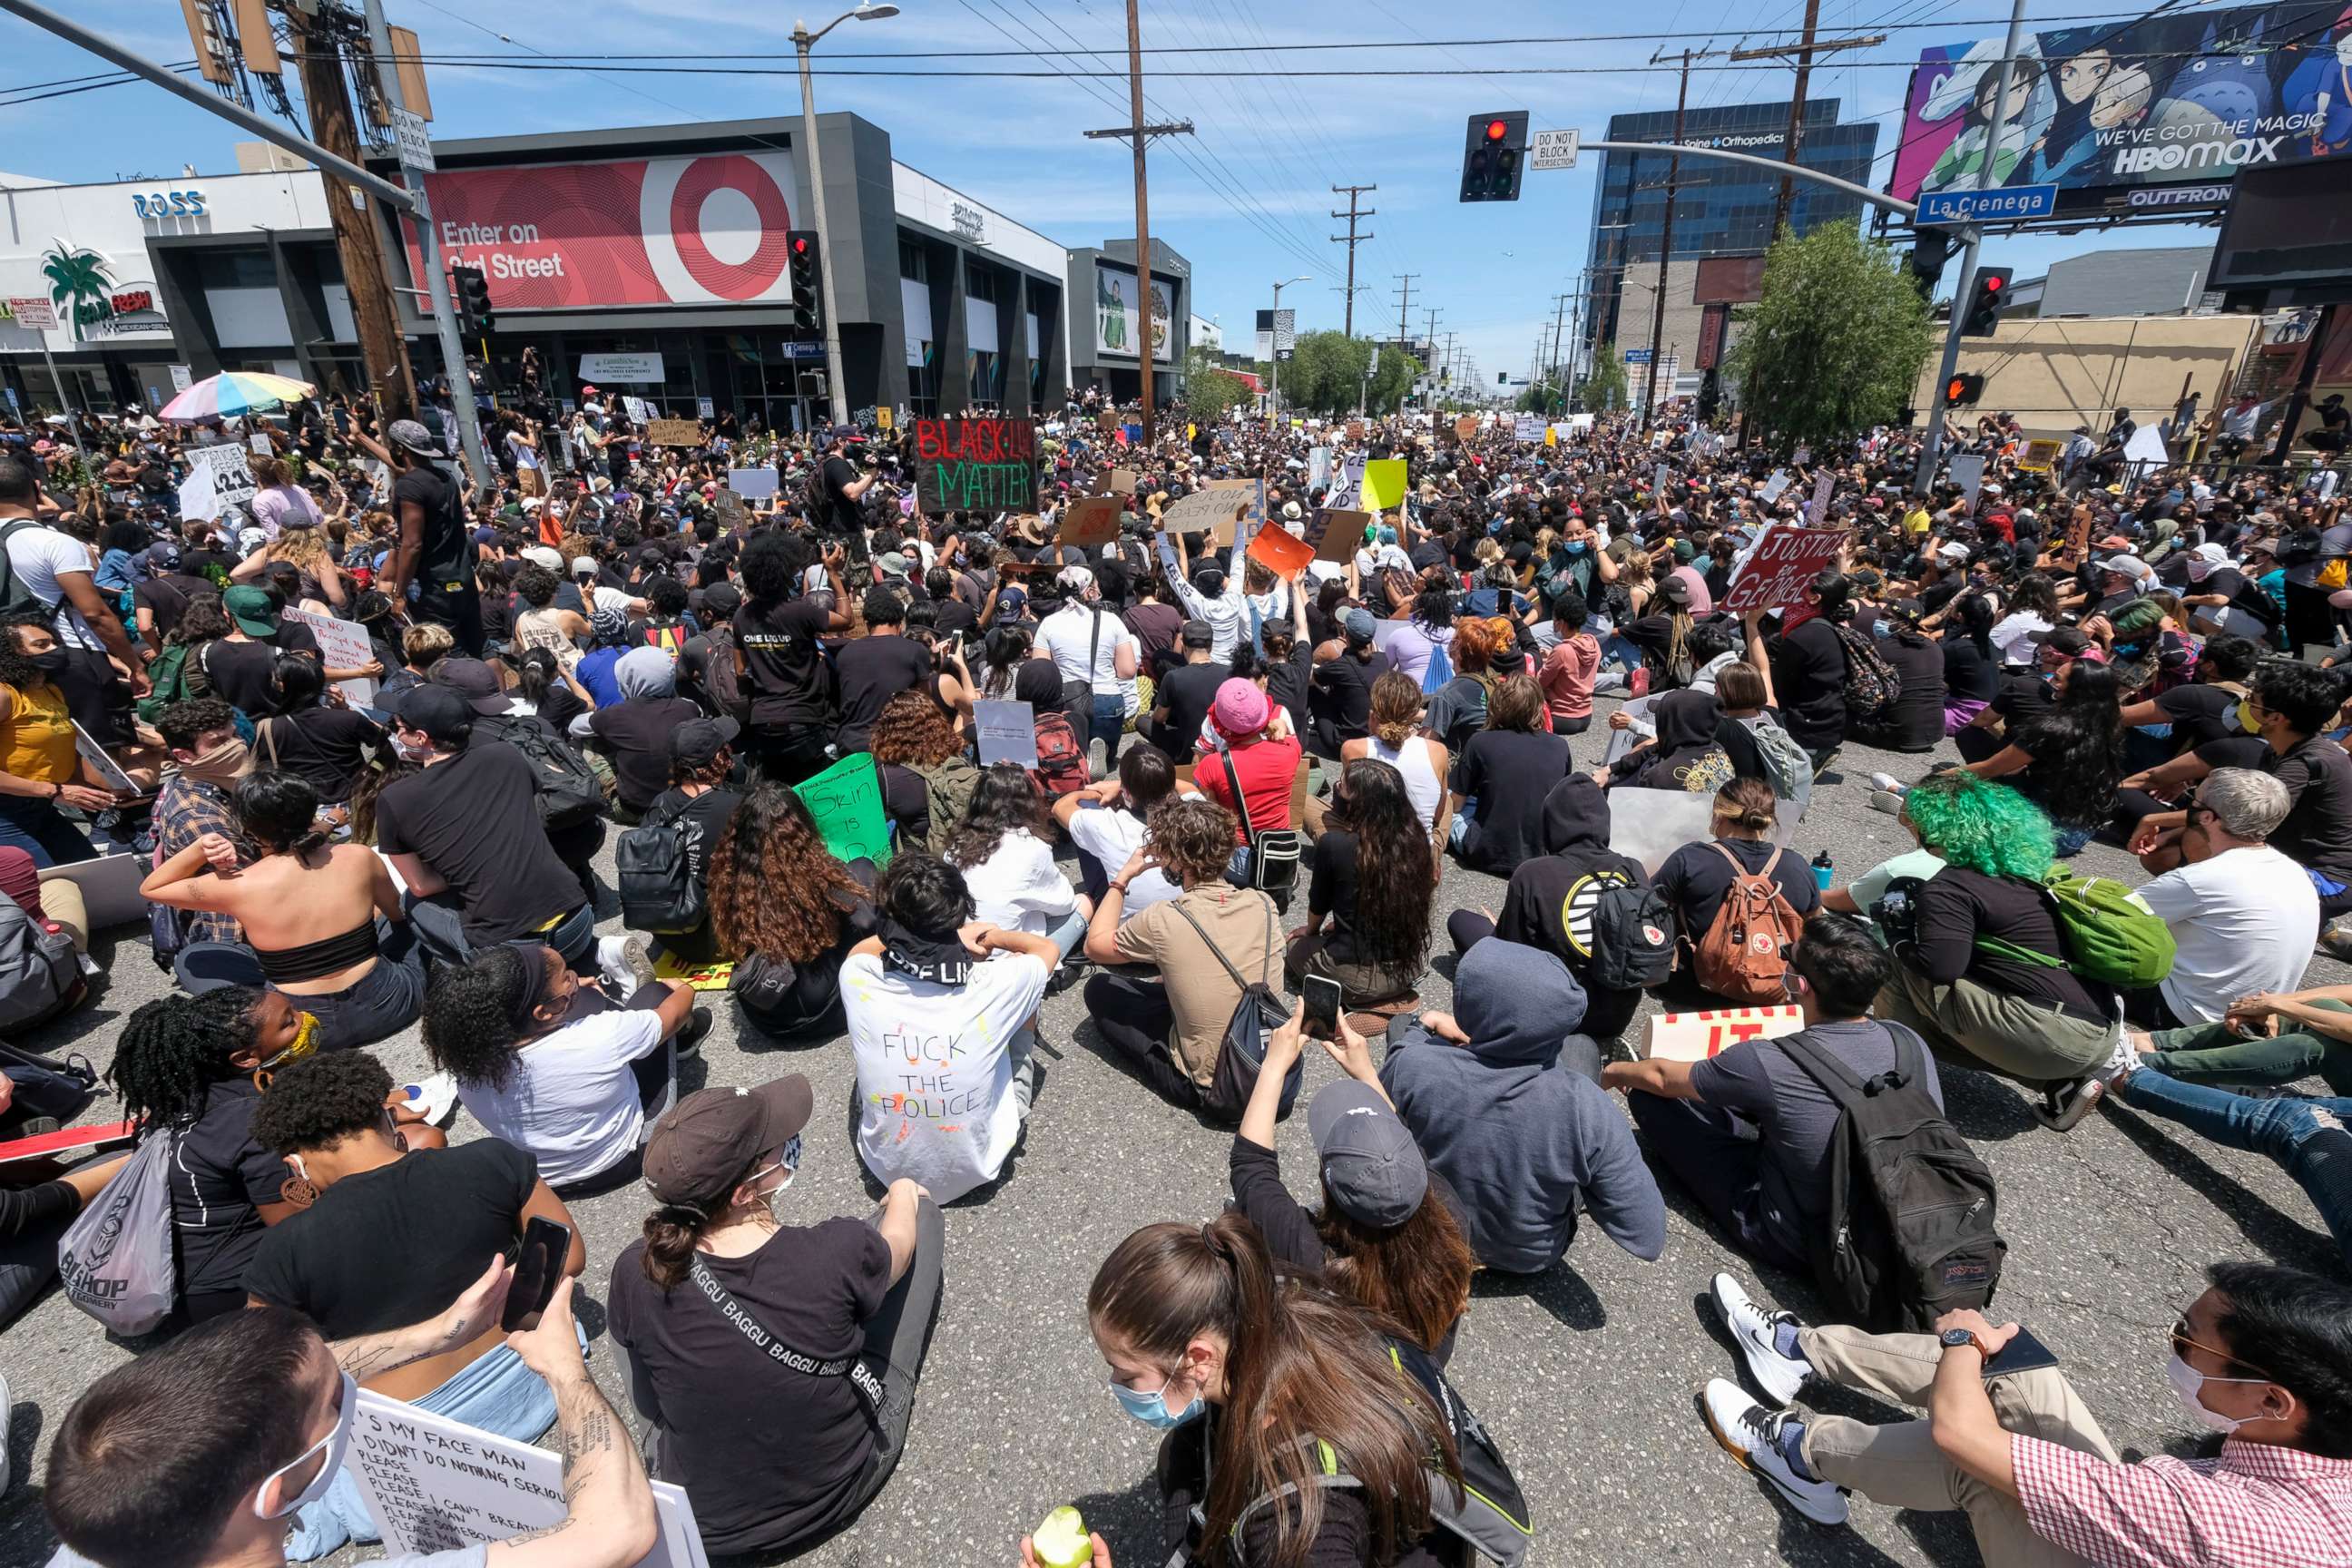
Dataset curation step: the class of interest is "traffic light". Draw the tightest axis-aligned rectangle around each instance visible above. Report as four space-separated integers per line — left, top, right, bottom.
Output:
789 230 821 332
1906 227 1953 302
449 264 492 337
1459 112 1528 203
1960 266 2011 337
1946 372 1984 407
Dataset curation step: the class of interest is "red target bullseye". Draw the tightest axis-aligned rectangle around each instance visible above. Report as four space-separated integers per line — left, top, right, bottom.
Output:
666 156 792 300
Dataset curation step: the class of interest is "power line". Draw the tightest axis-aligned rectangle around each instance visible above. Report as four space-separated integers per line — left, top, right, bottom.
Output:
290 54 2305 76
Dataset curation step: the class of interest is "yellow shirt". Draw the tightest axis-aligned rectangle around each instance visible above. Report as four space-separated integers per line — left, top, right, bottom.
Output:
1903 506 1933 534
0 680 76 786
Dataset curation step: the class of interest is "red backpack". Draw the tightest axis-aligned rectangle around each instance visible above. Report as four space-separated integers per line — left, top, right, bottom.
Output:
1030 711 1088 799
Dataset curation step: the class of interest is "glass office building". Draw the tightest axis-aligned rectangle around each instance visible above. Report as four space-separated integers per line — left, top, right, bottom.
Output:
1582 98 1879 358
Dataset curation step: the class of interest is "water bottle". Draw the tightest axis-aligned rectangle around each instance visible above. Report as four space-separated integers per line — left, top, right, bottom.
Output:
1812 849 1834 892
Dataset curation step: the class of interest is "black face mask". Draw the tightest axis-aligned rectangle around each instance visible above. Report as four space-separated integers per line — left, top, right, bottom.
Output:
27 649 69 678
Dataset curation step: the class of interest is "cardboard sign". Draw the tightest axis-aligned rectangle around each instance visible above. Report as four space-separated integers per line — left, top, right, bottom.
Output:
1722 524 1845 614
1514 414 1546 443
1106 467 1139 495
1097 408 1120 431
714 488 747 529
974 700 1040 769
726 466 779 502
648 418 701 447
1246 525 1315 578
1160 480 1253 544
283 608 378 706
1949 453 1987 508
1454 415 1480 442
1346 419 1365 441
177 460 220 523
2018 437 2061 473
1807 471 1836 524
188 444 257 510
348 1389 709 1567
876 406 895 430
791 752 893 867
1056 495 1123 549
1642 1005 1805 1063
913 416 1041 514
1305 506 1372 564
1359 459 1408 514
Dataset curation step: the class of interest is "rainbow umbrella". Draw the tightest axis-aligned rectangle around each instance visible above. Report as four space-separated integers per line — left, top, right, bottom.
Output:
158 369 316 424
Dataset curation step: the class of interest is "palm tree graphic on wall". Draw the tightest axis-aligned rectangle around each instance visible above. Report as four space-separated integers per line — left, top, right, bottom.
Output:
41 246 113 342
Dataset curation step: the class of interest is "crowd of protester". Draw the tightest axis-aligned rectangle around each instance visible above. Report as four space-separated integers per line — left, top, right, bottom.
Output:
2 377 2350 1568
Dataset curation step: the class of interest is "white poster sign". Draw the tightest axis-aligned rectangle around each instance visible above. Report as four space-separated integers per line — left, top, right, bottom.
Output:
169 364 194 393
578 353 666 385
696 397 716 419
284 609 379 706
974 700 1039 769
1759 469 1791 505
1949 453 1987 507
177 460 219 523
188 444 257 510
727 467 779 501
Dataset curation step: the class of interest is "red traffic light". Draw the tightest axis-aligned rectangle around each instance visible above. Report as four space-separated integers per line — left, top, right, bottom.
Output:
1947 377 1968 400
790 235 812 257
1485 119 1509 142
1981 273 2004 293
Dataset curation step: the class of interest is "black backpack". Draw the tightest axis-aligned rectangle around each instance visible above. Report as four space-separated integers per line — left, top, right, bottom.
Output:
1778 1025 2005 1333
616 799 704 935
477 714 604 829
0 516 58 622
1574 873 1676 992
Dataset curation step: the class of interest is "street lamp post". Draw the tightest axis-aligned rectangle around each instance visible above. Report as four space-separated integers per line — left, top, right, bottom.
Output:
1269 274 1308 419
792 4 898 430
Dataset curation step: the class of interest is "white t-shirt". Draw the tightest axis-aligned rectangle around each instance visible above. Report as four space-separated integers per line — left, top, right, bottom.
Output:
1036 603 1135 695
1989 612 2051 667
454 1008 667 1186
958 828 1077 936
2137 844 2319 1024
842 948 1051 1202
1064 803 1180 917
3 523 102 651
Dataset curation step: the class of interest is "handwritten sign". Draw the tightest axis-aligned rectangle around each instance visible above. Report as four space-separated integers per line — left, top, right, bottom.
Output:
1722 524 1845 615
714 488 747 530
974 700 1040 769
726 466 779 502
284 608 379 706
1359 459 1408 514
1246 525 1315 578
348 1389 709 1567
2018 437 2061 473
1949 453 1986 508
1759 469 1791 505
1305 506 1372 564
188 444 257 511
1056 495 1122 549
792 752 893 867
1105 467 1139 495
1160 480 1253 545
1642 1004 1804 1063
1808 471 1837 524
1454 415 1480 443
647 418 701 447
1514 414 1546 443
913 416 1041 514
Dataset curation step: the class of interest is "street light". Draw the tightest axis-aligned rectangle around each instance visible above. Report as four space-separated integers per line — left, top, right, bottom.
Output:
793 3 899 429
1269 274 1308 418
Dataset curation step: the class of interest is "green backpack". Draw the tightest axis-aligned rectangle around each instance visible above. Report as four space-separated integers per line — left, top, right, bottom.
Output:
1977 868 2174 988
135 643 193 725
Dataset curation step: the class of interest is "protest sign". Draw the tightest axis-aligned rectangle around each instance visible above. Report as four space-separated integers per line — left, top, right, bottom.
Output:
188 444 257 511
1544 425 1559 448
790 752 892 867
1097 408 1120 431
913 416 1041 514
1949 453 1987 508
1607 785 1803 877
714 489 747 530
974 700 1040 769
726 467 779 502
1808 471 1836 524
348 1389 710 1567
696 397 716 419
1105 467 1139 495
2122 423 2170 477
284 608 379 706
1247 525 1315 579
1346 419 1365 441
1721 524 1844 615
1653 464 1671 498
622 396 653 426
1305 506 1371 565
249 433 273 458
1642 1005 1804 1063
1359 459 1408 514
1759 469 1790 505
177 460 219 523
1159 480 1253 545
1514 414 1546 443
648 418 701 448
2019 437 2061 473
1307 446 1330 494
1454 415 1480 443
1056 495 1122 549
73 721 142 797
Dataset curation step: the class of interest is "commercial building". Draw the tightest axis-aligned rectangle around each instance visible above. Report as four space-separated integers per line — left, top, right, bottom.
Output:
1066 239 1191 407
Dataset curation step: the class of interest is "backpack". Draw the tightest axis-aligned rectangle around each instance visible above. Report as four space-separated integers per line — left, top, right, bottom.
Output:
478 714 605 829
1778 1025 2006 1333
910 756 981 857
1691 843 1805 1004
1830 622 1902 726
1030 710 1088 799
641 617 691 656
0 516 54 622
135 642 195 724
1169 893 1300 1125
1977 868 2175 987
0 899 85 1037
1743 716 1816 803
615 799 705 935
1566 870 1676 992
695 625 746 719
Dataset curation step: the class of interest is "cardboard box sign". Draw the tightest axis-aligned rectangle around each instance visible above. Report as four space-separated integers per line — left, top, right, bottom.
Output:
1056 495 1123 549
647 418 701 447
1641 1004 1804 1063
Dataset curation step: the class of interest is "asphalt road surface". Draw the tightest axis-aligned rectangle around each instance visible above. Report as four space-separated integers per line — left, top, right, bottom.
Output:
2 702 2341 1568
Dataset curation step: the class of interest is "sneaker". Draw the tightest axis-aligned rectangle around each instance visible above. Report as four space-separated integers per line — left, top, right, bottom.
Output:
673 1006 714 1060
1867 771 1903 793
1088 737 1109 780
2032 1074 2106 1132
620 936 659 994
1700 1378 1848 1527
2323 916 2352 962
1868 789 1906 816
2098 1029 2142 1085
1710 1273 1809 1405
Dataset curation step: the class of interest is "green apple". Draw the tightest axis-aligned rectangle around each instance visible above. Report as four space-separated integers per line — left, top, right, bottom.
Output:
1034 1506 1093 1568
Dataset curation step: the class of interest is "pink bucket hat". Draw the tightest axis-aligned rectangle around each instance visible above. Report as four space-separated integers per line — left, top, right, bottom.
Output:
1211 678 1272 737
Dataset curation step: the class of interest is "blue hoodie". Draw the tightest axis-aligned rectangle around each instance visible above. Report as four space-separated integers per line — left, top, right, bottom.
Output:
1380 938 1664 1274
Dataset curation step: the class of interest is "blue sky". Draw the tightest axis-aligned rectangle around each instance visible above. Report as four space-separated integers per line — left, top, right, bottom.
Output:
6 0 2219 384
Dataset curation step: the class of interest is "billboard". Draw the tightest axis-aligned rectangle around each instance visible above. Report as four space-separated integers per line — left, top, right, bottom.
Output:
1889 2 2346 220
1093 263 1173 361
407 152 801 309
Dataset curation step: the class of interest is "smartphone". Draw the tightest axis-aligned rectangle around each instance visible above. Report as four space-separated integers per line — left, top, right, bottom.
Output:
1302 974 1343 1043
1982 1325 2060 1380
502 1218 572 1333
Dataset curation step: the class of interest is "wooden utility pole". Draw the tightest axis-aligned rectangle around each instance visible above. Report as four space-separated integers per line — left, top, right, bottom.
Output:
1393 273 1416 354
284 3 414 418
1643 49 1691 429
1330 184 1377 338
1772 0 1820 240
1083 0 1191 448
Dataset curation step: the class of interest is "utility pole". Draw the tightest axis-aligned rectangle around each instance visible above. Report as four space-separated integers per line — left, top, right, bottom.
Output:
1730 21 1885 240
1546 291 1571 413
1644 48 1692 429
1329 184 1376 338
283 2 414 419
1082 0 1192 448
1393 273 1416 360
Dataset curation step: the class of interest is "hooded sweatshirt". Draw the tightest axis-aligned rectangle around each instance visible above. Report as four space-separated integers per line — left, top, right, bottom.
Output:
1380 937 1664 1274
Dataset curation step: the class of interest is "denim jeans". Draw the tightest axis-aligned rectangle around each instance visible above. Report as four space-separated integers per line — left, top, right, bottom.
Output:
407 894 595 973
172 924 426 1050
2116 1069 2352 1270
0 794 95 869
1082 692 1123 763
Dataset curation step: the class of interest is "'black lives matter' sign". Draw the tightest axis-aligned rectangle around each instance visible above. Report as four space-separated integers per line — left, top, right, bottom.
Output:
913 416 1041 515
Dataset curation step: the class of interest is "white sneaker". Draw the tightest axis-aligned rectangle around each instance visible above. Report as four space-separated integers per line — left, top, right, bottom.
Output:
1710 1273 1809 1405
1868 789 1907 816
1867 771 1903 793
2099 1028 2141 1085
0 1368 14 1495
1701 1378 1848 1527
1088 737 1110 780
2032 1075 2107 1132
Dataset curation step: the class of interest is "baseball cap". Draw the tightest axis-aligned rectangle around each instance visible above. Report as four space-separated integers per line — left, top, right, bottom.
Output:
2095 533 2132 551
1212 677 1272 736
2099 554 2154 584
1180 617 1215 648
572 555 600 577
220 584 279 638
698 583 742 618
1342 608 1376 642
2029 626 2095 659
1936 542 1969 563
146 540 181 572
589 607 629 644
1656 574 1694 607
386 418 445 457
1308 1080 1427 1230
671 716 740 769
994 585 1029 622
642 1078 815 1214
521 545 564 573
432 657 511 717
395 684 474 743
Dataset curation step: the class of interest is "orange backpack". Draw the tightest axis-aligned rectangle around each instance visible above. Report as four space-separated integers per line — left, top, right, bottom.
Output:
1692 843 1805 1004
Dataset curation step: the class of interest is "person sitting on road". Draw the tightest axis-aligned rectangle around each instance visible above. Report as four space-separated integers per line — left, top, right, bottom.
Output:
708 786 878 1036
1451 673 1577 877
1602 686 1734 795
871 689 975 857
1288 759 1433 1011
1651 778 1818 1002
606 1079 944 1561
1191 678 1302 887
587 646 702 822
1303 670 1449 852
1051 740 1183 911
1385 936 1663 1279
946 762 1088 961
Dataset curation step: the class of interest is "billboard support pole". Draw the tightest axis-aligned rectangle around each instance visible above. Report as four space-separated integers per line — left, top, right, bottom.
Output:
1913 0 2027 495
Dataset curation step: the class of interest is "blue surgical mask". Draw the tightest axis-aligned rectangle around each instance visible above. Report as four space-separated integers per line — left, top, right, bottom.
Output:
1110 1372 1206 1429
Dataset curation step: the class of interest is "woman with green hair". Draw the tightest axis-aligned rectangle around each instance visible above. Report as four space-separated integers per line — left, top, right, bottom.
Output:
1875 771 2124 1128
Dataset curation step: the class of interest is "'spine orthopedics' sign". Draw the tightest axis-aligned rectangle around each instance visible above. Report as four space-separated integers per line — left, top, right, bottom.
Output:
913 416 1041 515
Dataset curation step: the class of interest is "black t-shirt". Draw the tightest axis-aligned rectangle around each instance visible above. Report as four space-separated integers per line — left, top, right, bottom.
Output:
1911 864 2110 1019
200 637 280 717
391 463 471 584
2153 682 2241 751
1455 730 1578 877
734 598 836 730
1654 837 1820 942
1941 636 1998 702
607 1220 895 1556
880 762 929 845
1310 650 1390 741
167 1078 289 1300
2268 736 2352 881
833 633 934 754
374 743 583 942
1266 646 1311 743
1988 670 2055 730
1307 828 1367 965
261 705 385 803
134 575 192 641
1868 634 1946 750
1156 660 1229 749
1769 616 1847 750
933 596 980 643
819 455 863 534
591 696 706 810
245 1139 537 1338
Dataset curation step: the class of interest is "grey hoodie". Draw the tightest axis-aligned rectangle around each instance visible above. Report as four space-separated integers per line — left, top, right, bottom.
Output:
1380 938 1665 1274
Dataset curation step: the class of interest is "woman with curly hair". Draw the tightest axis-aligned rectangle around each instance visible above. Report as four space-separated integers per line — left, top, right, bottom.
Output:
708 786 877 1034
1944 656 2125 856
1422 614 1517 754
243 1049 583 1557
870 688 977 856
1289 758 1434 1007
1876 771 2121 1122
945 760 1087 957
421 942 707 1191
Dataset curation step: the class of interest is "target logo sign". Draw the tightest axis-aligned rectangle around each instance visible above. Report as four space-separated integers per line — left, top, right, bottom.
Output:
642 153 797 304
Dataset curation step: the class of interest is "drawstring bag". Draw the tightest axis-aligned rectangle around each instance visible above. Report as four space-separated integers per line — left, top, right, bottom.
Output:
57 1131 178 1337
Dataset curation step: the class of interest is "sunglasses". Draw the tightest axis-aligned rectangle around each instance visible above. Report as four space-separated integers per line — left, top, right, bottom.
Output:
2171 1314 2273 1382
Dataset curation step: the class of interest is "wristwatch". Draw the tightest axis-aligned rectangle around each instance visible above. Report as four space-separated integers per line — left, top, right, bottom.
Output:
1939 1328 1991 1357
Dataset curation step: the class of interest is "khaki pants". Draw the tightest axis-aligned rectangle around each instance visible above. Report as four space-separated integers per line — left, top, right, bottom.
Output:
1877 966 2113 1088
1798 1324 2111 1568
37 877 86 954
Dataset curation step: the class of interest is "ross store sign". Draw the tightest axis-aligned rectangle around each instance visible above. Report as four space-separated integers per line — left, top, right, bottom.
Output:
130 189 208 220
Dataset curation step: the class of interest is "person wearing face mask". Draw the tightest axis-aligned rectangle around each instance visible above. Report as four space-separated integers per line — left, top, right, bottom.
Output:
43 1260 654 1568
0 612 127 867
1695 1260 2352 1563
606 1081 942 1560
241 1051 589 1561
150 696 256 954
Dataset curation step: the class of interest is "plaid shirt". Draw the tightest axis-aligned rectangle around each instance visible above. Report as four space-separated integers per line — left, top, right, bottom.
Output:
2014 1433 2352 1568
152 774 247 947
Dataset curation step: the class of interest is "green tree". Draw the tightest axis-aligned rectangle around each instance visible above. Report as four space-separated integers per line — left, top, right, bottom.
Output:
1725 223 1936 456
1365 345 1417 414
1577 346 1629 414
1182 345 1252 423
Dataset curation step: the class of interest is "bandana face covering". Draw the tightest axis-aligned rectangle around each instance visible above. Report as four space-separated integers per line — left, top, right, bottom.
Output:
176 737 254 789
878 916 975 986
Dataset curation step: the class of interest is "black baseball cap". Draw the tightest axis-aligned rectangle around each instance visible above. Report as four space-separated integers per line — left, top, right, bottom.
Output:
1180 618 1215 648
395 684 474 743
432 657 509 716
671 716 740 769
642 1078 814 1213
